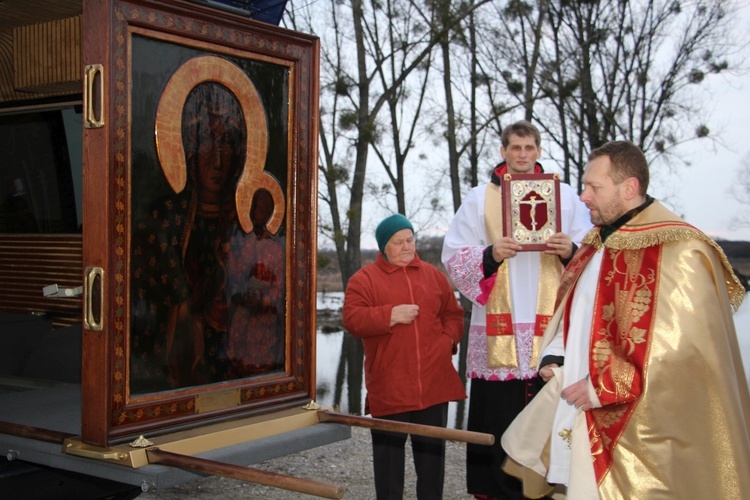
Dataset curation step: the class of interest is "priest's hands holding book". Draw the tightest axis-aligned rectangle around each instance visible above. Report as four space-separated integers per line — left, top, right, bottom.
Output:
491 232 574 262
491 236 523 262
544 232 574 260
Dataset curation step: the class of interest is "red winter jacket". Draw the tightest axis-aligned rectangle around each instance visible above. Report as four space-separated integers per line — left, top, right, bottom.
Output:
343 252 466 417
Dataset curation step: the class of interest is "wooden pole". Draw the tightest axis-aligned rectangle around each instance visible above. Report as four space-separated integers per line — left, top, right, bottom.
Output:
0 420 75 444
147 448 346 499
317 410 495 446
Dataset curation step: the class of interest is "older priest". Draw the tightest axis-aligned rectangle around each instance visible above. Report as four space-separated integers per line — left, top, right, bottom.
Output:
502 141 750 499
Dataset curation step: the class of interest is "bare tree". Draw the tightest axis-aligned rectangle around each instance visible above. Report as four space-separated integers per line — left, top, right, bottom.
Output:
290 0 492 290
426 1 515 211
548 0 739 183
458 0 740 192
368 0 438 218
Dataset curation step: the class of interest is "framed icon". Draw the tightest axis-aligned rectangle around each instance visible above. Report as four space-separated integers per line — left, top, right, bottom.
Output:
81 0 320 444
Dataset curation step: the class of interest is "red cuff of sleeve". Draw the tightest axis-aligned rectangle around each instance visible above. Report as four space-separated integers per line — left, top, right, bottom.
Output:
477 275 496 305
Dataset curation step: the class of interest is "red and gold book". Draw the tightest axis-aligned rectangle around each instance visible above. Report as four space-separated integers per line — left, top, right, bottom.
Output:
501 173 561 251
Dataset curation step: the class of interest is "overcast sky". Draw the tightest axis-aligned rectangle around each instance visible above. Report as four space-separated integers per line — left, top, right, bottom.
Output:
660 70 750 242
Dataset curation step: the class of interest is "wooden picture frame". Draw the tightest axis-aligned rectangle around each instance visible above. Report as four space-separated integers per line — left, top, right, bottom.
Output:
501 173 561 251
81 0 319 445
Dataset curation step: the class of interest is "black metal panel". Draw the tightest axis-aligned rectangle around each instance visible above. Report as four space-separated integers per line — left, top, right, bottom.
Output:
184 0 288 25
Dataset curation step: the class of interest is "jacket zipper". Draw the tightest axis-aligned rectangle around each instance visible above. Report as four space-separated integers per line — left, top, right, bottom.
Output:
403 266 423 408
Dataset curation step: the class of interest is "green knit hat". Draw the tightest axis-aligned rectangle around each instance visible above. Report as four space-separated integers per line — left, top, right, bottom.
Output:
375 214 414 254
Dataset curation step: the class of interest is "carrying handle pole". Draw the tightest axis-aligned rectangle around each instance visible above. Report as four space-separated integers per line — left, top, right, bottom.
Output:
147 448 346 499
317 409 495 446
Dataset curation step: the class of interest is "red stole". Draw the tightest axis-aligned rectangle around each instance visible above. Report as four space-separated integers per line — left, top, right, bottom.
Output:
558 240 660 483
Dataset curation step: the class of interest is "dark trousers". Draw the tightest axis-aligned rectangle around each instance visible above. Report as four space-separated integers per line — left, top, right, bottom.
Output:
466 377 542 500
371 402 448 500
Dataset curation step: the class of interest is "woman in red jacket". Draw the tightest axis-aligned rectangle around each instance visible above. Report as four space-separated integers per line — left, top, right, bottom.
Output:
343 214 466 500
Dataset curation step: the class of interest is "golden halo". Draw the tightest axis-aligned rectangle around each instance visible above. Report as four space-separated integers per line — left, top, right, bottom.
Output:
154 55 285 235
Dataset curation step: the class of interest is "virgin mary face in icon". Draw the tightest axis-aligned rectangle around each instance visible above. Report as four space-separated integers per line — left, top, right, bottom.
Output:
182 83 247 205
154 55 284 236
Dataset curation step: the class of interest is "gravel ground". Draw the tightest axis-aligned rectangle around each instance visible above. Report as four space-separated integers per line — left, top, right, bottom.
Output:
140 425 475 499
